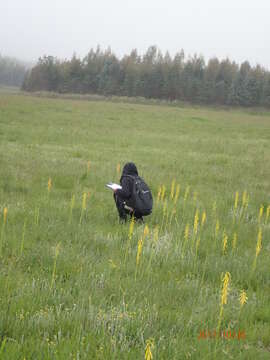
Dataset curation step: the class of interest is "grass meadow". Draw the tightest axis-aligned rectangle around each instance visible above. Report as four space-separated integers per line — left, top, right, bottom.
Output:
0 93 270 359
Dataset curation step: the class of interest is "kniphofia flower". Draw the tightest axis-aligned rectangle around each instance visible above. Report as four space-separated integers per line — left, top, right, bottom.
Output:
48 178 52 193
145 339 154 360
239 290 248 308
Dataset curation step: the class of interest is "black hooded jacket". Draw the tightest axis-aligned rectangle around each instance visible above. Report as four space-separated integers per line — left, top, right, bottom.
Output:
115 162 138 200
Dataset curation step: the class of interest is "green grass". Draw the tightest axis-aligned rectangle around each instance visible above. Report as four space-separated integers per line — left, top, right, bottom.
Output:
0 93 270 359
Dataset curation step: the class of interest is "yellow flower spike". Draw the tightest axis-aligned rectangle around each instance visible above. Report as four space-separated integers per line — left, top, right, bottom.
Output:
116 163 121 175
239 290 248 308
145 339 154 360
258 205 264 223
184 185 190 202
3 207 8 225
201 211 206 227
161 185 166 201
174 184 180 205
222 231 228 254
232 232 237 250
136 238 143 266
215 220 220 238
255 228 262 257
266 205 270 223
143 224 150 239
87 161 91 173
157 186 162 202
48 178 52 193
234 191 239 211
242 190 247 208
221 272 231 306
170 179 176 200
193 209 199 235
184 223 189 241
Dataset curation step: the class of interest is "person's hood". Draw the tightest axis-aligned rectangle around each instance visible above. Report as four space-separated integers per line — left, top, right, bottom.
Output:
122 162 138 176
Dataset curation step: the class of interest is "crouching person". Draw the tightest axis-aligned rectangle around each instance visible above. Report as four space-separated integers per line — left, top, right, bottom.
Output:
114 162 153 222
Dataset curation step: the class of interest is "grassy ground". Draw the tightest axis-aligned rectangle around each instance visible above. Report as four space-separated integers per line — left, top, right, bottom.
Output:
0 93 269 359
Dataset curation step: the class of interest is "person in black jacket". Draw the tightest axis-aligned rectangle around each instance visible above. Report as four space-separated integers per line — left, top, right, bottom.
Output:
114 162 143 222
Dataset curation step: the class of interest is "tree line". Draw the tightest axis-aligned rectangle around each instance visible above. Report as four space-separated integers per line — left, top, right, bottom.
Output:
0 54 28 87
22 46 270 107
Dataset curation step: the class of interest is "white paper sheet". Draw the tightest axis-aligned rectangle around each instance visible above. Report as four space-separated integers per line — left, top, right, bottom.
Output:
106 182 122 191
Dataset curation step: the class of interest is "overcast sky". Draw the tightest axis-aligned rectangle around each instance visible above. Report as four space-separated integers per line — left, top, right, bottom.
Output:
1 0 269 68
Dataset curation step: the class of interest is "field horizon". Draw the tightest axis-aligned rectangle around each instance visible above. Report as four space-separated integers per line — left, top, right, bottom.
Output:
0 93 269 359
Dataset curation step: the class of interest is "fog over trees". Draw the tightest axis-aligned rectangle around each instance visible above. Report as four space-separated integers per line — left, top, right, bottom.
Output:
20 46 270 107
0 55 29 87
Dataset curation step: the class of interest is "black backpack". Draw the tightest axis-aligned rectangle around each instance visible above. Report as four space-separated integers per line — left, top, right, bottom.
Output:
125 175 153 216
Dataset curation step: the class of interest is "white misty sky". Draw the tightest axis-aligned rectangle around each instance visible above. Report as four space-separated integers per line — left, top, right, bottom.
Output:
1 0 269 68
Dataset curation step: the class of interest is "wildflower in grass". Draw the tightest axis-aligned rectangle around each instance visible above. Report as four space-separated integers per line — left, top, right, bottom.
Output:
116 163 121 175
143 224 150 239
218 272 231 331
79 192 87 224
239 290 248 308
242 190 248 208
232 232 237 250
221 272 231 306
87 161 91 174
174 184 180 205
3 207 8 225
51 243 61 288
258 205 264 223
135 238 143 281
136 238 143 266
170 178 176 200
193 209 199 235
125 215 135 261
252 227 262 271
201 210 206 227
184 223 190 241
222 231 228 254
266 205 270 223
48 178 52 193
82 192 87 210
145 339 154 360
233 191 239 223
161 185 166 201
255 228 262 257
156 185 161 202
234 191 239 211
184 185 190 202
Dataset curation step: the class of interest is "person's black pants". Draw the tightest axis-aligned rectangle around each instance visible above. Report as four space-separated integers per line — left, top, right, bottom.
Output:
113 193 143 221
